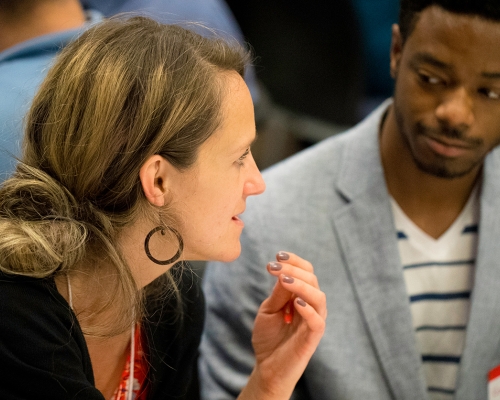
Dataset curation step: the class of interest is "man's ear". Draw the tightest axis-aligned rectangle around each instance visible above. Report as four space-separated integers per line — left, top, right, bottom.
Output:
390 24 403 79
139 155 170 207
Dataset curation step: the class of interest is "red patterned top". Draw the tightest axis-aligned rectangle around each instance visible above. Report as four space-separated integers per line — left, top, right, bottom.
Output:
111 325 148 400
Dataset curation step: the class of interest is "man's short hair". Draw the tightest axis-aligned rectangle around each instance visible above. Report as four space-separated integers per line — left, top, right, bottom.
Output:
399 0 500 41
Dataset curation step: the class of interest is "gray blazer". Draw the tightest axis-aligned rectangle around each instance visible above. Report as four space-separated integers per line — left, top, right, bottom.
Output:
199 100 500 399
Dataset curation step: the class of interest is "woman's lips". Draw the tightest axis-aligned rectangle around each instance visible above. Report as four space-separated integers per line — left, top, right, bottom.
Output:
232 215 244 227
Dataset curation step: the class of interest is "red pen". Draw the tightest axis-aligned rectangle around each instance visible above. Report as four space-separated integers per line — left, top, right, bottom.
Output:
283 299 294 324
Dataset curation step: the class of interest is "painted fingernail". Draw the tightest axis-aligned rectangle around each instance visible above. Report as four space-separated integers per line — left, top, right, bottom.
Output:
269 262 282 271
277 251 289 261
296 297 307 307
282 275 294 284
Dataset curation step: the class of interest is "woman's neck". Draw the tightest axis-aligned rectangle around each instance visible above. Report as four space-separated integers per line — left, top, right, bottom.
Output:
55 272 134 398
86 332 132 398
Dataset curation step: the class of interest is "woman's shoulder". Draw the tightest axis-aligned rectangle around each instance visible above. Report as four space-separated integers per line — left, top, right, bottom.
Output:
0 272 69 317
0 272 101 399
0 272 81 353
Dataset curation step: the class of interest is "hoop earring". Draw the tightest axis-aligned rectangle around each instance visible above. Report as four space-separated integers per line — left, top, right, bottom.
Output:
144 226 184 265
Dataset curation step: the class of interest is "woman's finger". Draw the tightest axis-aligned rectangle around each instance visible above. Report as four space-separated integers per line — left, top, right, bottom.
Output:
275 251 314 273
278 275 327 319
262 252 324 323
292 297 327 334
267 261 319 288
260 278 293 314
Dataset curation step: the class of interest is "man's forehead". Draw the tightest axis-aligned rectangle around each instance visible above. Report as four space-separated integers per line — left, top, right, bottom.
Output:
406 6 500 58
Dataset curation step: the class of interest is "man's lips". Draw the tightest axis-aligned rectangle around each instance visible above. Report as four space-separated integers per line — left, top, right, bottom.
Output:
422 134 476 158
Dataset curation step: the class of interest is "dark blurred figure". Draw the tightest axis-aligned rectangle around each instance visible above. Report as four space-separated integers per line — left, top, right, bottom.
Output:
352 0 399 118
226 0 364 127
225 0 400 167
228 0 364 148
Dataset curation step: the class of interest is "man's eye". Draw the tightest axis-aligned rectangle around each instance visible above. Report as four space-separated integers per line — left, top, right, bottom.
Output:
420 73 441 85
479 88 500 99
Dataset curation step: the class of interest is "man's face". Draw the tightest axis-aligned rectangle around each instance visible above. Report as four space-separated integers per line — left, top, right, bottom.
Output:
390 5 500 178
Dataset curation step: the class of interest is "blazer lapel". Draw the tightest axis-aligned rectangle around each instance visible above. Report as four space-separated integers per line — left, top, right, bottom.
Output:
331 103 428 399
455 150 500 400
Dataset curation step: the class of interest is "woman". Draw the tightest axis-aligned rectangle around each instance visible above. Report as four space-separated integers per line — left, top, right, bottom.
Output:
0 16 326 399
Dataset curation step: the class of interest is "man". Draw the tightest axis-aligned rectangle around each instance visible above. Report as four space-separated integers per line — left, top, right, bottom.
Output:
199 1 500 399
0 0 102 180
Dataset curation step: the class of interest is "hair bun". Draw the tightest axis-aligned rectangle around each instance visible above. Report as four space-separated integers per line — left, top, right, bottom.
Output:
0 163 88 277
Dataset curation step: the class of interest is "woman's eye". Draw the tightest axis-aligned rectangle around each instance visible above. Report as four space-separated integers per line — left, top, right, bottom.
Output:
237 148 250 166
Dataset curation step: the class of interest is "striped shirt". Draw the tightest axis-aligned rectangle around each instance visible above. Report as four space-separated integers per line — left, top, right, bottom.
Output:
391 188 479 400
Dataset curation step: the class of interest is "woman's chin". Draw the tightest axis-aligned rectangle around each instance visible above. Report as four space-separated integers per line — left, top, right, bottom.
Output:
211 245 242 263
183 243 242 263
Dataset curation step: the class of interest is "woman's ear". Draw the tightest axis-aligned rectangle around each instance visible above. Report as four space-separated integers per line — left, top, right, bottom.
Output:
139 155 169 207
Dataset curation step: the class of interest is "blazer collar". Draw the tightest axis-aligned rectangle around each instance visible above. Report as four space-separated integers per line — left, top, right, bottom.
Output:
336 99 392 202
332 99 429 399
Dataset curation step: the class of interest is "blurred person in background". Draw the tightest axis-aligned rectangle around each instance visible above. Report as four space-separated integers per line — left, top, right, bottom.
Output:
0 0 102 180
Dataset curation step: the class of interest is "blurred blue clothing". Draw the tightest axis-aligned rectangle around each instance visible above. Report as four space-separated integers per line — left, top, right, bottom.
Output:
0 10 103 181
81 0 260 103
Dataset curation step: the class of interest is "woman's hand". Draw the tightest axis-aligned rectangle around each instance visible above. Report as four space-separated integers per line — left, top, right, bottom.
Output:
238 251 327 399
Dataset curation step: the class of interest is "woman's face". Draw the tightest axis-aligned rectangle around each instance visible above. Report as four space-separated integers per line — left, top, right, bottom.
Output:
168 72 265 262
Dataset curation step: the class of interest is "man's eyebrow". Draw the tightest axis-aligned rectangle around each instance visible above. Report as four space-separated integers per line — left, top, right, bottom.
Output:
410 52 500 79
481 71 500 79
410 52 452 71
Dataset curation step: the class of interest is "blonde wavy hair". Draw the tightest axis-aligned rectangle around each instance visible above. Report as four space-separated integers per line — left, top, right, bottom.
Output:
0 16 249 336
